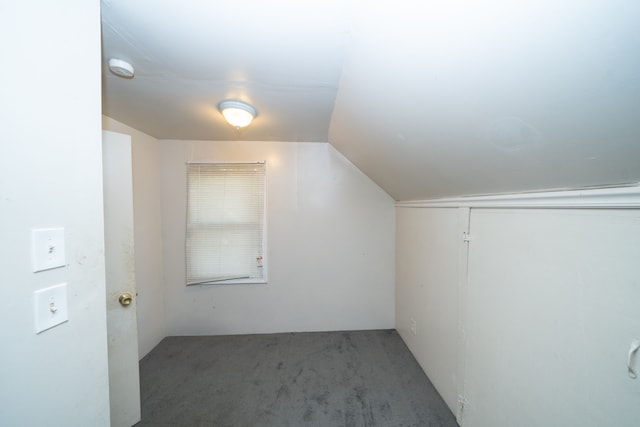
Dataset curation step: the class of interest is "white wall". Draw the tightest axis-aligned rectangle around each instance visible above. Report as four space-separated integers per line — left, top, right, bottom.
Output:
159 140 395 335
0 1 110 426
395 207 468 414
102 117 165 358
395 192 640 426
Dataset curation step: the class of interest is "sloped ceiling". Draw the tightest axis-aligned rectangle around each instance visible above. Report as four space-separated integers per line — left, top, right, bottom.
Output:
101 0 640 201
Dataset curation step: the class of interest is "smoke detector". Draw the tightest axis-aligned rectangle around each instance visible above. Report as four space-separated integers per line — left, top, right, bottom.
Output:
108 58 135 78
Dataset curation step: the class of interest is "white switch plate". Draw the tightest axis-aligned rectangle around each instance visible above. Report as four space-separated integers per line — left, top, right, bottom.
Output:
35 283 69 334
32 228 66 272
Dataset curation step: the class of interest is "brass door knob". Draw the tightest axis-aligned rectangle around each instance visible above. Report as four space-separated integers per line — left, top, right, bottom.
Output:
119 292 133 306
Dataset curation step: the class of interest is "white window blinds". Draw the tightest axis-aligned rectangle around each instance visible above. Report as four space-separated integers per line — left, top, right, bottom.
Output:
186 163 266 285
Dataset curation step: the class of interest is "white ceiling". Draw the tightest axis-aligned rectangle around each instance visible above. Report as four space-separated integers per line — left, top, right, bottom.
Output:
101 0 640 201
101 0 350 142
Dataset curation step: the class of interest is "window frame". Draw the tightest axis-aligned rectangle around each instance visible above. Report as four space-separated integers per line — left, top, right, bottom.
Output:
185 161 267 286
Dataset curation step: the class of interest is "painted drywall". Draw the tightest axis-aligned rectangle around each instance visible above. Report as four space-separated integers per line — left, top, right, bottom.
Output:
395 201 640 426
330 1 640 200
395 207 468 415
159 140 395 335
464 209 640 427
0 1 110 426
101 0 350 142
102 116 165 358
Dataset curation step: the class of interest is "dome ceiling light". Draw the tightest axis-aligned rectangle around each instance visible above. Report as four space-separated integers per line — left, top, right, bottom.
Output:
218 100 257 129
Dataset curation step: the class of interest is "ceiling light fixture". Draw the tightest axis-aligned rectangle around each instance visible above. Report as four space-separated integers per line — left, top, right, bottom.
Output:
218 100 257 129
108 58 135 78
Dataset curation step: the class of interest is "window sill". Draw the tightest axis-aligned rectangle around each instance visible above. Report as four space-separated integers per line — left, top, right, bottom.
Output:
187 279 267 286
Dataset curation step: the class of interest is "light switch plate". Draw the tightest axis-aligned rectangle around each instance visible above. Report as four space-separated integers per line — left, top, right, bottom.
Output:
35 283 69 334
32 228 66 272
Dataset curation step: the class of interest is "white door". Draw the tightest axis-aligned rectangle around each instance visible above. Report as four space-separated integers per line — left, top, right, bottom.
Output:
102 130 141 427
463 209 640 427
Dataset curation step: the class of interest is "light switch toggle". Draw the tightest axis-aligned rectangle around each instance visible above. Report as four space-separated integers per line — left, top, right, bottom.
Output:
35 283 68 334
31 228 66 272
629 339 640 379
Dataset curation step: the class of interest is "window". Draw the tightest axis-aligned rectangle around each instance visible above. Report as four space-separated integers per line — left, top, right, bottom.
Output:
186 162 266 285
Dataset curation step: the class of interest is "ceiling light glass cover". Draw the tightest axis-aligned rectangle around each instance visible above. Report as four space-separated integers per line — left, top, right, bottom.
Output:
218 100 257 128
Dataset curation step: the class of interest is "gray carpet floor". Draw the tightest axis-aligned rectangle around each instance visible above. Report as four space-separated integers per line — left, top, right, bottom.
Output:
137 329 459 427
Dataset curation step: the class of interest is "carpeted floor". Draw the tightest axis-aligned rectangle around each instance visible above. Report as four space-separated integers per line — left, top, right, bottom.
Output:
137 329 459 427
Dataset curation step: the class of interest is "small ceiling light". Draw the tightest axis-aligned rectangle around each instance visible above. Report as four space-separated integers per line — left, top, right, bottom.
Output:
108 58 135 78
218 100 257 129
